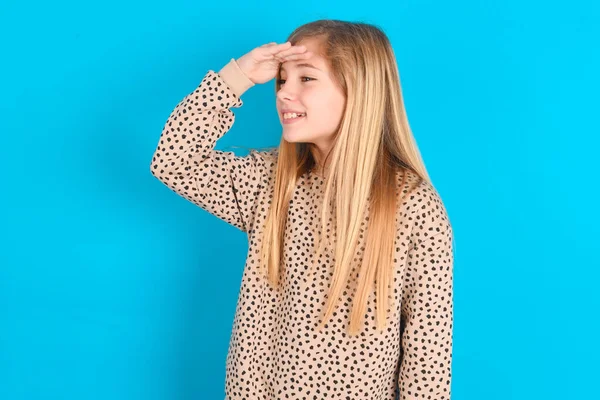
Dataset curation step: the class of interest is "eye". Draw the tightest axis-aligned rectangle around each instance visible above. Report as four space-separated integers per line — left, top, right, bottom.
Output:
277 77 315 84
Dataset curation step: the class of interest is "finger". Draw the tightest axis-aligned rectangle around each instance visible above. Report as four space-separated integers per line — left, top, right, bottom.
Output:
274 53 287 63
261 42 278 47
275 47 311 61
279 51 313 62
276 45 308 58
280 52 312 62
267 41 292 53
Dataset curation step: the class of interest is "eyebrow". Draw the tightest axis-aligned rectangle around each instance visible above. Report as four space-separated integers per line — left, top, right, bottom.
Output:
280 63 322 72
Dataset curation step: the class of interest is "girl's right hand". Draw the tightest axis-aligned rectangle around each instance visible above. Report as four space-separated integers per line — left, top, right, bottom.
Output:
236 41 312 85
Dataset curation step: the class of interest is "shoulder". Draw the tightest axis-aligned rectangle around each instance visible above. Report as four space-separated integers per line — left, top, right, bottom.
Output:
395 169 453 243
249 147 278 164
247 147 279 179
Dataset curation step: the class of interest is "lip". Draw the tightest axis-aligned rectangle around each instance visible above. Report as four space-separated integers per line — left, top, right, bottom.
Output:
280 108 306 114
282 114 306 124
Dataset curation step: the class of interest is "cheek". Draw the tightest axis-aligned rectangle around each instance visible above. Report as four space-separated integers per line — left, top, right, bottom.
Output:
299 86 345 124
309 94 344 123
306 91 337 115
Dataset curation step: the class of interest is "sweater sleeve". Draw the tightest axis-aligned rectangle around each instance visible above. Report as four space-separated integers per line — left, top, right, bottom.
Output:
150 58 268 233
398 184 454 400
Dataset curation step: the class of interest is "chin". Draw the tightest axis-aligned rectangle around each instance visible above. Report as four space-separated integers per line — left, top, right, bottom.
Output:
282 130 306 143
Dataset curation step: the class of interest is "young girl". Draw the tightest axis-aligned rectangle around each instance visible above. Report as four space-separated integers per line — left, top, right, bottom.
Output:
151 19 454 400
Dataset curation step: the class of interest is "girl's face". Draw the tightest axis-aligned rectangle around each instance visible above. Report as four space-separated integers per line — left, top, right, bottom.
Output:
276 38 346 160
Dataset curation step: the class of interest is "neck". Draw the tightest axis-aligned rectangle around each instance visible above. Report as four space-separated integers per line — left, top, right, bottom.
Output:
311 159 331 177
310 145 332 172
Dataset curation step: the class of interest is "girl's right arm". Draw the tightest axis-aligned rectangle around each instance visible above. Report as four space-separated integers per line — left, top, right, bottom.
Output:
149 58 264 233
149 43 311 233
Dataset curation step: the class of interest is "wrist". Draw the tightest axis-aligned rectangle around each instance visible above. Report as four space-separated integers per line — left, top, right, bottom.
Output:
218 58 255 98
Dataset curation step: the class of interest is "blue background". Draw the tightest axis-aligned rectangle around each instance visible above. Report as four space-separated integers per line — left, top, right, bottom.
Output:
2 1 599 399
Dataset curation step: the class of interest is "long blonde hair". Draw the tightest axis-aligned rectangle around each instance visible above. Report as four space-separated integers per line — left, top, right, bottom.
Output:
258 19 431 337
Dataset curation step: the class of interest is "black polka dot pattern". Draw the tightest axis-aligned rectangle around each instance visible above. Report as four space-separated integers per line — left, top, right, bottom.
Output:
150 64 454 400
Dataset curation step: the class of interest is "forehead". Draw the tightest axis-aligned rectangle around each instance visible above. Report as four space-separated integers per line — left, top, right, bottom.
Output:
279 38 328 73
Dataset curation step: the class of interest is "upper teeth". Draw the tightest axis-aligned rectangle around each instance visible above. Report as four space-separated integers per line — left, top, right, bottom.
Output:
283 112 306 119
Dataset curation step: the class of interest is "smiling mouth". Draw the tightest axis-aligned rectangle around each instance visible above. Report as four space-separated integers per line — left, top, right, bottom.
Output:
283 112 306 119
282 113 306 124
283 117 305 124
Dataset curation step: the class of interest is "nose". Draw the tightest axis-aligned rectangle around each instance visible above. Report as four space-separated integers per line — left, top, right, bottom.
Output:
276 80 299 102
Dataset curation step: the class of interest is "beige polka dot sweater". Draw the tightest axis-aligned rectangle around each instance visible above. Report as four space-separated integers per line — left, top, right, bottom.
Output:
150 58 454 400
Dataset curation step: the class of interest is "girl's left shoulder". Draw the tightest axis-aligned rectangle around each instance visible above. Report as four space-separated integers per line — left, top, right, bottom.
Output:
395 169 452 239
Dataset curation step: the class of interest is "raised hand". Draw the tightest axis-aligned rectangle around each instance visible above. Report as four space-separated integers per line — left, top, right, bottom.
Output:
236 41 312 85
